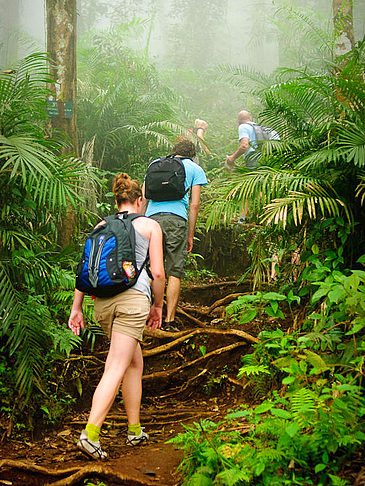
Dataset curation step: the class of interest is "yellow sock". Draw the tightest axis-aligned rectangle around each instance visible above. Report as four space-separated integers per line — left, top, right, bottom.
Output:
128 422 141 436
85 423 100 442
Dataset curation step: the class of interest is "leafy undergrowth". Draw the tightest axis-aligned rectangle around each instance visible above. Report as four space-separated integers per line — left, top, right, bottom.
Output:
169 252 365 486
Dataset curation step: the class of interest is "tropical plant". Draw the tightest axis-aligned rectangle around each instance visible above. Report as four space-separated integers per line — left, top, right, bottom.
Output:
170 249 365 485
205 14 365 284
77 24 191 180
0 52 100 412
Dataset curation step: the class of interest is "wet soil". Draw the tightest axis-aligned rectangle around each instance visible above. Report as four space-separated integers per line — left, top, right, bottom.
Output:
0 280 256 486
0 398 233 486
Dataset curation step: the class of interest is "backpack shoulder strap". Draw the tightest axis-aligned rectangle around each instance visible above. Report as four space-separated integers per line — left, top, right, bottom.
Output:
112 212 143 221
119 213 150 276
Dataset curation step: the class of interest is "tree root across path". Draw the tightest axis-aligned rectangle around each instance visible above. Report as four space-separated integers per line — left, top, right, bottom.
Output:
47 465 156 486
143 327 258 355
143 341 248 382
0 460 155 486
67 327 258 363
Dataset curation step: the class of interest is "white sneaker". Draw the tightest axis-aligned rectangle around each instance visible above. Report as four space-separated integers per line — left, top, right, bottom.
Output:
126 427 149 446
77 429 107 460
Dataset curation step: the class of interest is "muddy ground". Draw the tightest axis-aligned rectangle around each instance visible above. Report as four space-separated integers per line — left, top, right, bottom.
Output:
1 279 364 486
0 280 258 486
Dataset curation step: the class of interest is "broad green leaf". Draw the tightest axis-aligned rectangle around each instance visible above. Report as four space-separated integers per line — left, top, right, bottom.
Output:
262 292 287 301
285 422 300 437
255 402 273 414
271 408 292 419
315 463 326 473
239 308 257 324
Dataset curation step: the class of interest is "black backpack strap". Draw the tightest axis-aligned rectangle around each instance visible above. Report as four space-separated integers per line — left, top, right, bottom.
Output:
115 212 151 277
168 155 191 197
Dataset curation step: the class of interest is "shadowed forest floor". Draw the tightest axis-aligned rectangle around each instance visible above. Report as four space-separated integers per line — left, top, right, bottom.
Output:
0 280 259 486
2 279 364 486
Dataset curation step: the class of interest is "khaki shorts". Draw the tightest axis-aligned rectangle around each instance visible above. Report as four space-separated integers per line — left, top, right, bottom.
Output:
150 213 188 278
94 289 150 342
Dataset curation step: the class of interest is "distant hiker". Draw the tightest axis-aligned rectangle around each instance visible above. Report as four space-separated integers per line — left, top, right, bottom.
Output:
190 118 210 163
225 110 279 171
142 139 208 332
226 111 285 278
226 110 280 222
68 173 165 460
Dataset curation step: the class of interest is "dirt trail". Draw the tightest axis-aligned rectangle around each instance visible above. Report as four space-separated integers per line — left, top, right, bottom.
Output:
0 280 258 486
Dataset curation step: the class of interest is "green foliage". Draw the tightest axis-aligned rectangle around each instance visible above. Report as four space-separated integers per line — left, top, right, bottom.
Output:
77 25 188 179
0 53 103 422
172 245 365 484
226 291 299 326
205 33 365 285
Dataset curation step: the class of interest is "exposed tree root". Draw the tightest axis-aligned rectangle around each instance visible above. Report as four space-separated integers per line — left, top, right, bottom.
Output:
158 369 208 398
0 459 78 477
179 303 211 317
64 355 106 364
143 341 248 382
183 280 243 290
226 377 246 388
0 459 156 486
354 467 365 486
68 406 215 427
207 293 250 313
175 306 207 327
143 327 258 349
47 465 156 486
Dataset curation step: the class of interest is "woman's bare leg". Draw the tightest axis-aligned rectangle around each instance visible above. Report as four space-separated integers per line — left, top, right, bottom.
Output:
88 332 138 427
121 343 144 426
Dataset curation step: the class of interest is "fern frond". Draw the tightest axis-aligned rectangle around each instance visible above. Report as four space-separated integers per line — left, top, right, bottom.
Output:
0 264 19 335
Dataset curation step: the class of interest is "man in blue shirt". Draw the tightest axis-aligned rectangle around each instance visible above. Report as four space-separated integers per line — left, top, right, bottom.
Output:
142 140 208 331
225 110 259 171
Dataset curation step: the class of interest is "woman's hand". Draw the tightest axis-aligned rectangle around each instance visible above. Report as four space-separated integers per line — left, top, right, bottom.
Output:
68 309 85 336
146 304 162 331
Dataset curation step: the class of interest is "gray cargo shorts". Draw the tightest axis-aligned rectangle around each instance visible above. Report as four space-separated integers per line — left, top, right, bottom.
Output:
150 213 188 278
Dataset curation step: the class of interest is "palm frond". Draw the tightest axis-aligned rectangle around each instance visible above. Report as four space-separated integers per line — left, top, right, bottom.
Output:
0 135 53 182
337 122 365 167
355 175 365 205
7 302 51 398
0 264 19 335
261 183 352 229
274 6 334 57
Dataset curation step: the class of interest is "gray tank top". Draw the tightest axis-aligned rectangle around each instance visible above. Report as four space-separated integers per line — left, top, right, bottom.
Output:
131 222 151 300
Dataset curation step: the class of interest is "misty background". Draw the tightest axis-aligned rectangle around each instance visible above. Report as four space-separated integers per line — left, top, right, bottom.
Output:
2 1 365 119
1 0 365 176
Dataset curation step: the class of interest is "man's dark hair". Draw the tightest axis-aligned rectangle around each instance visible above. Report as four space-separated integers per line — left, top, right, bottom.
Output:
172 139 196 159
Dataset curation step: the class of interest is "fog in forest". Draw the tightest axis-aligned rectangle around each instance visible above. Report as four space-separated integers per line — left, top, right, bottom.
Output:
1 0 365 132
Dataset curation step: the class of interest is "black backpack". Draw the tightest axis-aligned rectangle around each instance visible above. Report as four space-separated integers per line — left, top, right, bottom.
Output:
144 155 188 202
75 212 148 298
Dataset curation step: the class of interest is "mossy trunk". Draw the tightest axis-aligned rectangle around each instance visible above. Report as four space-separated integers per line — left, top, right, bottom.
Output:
46 0 78 248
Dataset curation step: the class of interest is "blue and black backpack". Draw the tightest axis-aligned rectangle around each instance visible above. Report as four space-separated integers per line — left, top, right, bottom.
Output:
75 212 148 298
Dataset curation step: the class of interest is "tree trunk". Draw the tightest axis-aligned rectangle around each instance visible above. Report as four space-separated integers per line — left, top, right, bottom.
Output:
333 0 355 56
46 0 78 247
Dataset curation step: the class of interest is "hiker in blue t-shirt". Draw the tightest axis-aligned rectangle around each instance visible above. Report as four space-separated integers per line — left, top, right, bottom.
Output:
225 110 259 171
142 140 208 332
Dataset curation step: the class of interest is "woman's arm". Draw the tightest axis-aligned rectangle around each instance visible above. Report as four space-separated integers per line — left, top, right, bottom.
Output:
68 289 85 336
146 220 165 330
